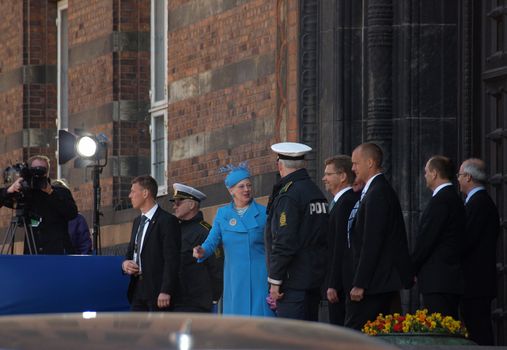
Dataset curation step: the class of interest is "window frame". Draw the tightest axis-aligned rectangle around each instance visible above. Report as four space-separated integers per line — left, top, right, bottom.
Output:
150 111 168 196
150 0 168 107
149 0 168 196
56 0 69 179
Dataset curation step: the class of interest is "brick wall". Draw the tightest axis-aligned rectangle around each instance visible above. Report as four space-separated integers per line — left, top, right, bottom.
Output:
0 1 58 230
24 1 58 165
0 1 23 73
0 0 300 251
64 0 150 215
165 0 299 192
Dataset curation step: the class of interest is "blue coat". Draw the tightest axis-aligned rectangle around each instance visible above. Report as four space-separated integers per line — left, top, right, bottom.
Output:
201 200 274 317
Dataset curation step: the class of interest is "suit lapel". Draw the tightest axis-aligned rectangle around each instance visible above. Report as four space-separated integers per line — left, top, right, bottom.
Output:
330 188 352 214
356 175 379 217
361 174 383 201
140 208 159 253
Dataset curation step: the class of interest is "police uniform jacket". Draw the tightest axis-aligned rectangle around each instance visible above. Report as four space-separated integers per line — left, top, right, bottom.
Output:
177 211 223 311
266 168 329 290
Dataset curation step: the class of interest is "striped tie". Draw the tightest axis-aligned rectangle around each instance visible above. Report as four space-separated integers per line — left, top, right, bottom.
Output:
347 199 361 248
348 190 367 248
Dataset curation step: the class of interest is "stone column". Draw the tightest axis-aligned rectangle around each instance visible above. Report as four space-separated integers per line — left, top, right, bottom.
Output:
366 0 393 179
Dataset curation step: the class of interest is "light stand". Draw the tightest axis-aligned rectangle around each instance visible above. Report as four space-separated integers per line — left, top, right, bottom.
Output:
91 164 103 255
57 130 108 256
86 142 107 255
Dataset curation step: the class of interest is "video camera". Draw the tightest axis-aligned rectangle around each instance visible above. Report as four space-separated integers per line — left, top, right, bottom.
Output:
3 163 49 194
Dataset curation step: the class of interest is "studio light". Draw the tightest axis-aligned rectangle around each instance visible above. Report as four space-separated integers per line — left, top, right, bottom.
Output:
57 129 109 255
58 130 108 166
76 136 98 158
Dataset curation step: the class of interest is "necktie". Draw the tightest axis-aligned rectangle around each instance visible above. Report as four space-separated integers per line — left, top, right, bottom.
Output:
347 191 365 248
347 200 361 248
134 215 148 268
329 199 336 211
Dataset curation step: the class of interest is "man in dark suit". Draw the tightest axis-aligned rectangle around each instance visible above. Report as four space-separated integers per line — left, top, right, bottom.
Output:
346 143 412 330
122 175 181 311
458 158 499 345
412 155 465 319
322 155 360 325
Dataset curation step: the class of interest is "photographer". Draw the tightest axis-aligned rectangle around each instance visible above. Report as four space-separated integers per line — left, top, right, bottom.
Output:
0 155 78 254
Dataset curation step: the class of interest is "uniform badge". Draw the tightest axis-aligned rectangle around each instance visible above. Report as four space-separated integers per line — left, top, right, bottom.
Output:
279 212 287 227
229 218 237 226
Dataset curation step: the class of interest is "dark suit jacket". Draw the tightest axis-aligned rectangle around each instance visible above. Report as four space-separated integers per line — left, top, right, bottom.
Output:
412 185 465 294
326 188 360 294
125 207 181 306
350 174 412 294
463 189 499 298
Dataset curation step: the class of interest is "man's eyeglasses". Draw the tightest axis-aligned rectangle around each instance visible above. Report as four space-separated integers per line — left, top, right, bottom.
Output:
173 199 190 206
456 173 468 178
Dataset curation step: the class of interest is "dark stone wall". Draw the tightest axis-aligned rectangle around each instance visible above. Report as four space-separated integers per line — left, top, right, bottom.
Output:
305 0 507 340
307 0 507 344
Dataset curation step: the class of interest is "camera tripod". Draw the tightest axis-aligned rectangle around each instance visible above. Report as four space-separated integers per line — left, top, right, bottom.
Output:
0 208 38 255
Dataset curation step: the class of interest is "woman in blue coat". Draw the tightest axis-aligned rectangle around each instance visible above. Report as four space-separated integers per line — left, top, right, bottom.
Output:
193 165 274 317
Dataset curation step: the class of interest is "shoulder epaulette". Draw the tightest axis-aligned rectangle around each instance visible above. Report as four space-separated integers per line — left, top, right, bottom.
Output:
199 220 211 231
279 181 293 194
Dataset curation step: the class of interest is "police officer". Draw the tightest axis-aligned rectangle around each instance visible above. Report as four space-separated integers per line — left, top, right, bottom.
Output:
171 183 223 312
265 142 329 321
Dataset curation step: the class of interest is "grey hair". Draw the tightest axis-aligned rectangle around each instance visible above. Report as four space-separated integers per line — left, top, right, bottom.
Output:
462 158 487 184
279 158 305 169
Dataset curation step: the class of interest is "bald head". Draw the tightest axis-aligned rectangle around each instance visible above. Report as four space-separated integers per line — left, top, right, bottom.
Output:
356 143 383 169
351 142 383 183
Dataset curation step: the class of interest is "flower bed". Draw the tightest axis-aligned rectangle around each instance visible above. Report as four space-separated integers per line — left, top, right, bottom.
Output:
362 309 474 345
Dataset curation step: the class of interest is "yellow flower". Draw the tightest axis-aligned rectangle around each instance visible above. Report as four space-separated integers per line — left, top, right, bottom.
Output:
361 309 468 337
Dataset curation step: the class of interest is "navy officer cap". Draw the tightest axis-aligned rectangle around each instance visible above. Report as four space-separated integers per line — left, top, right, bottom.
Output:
170 183 207 202
271 142 312 160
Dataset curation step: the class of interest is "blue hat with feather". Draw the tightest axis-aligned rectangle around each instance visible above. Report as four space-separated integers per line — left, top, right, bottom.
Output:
220 162 251 189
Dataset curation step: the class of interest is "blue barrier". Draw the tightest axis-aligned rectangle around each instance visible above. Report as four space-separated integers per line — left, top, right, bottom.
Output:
0 255 130 315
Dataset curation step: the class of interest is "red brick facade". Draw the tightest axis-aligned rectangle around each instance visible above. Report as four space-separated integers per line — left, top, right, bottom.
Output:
0 0 299 250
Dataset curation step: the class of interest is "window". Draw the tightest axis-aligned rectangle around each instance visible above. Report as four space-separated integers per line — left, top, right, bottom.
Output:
151 113 167 194
151 0 167 105
57 0 68 179
150 0 168 193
